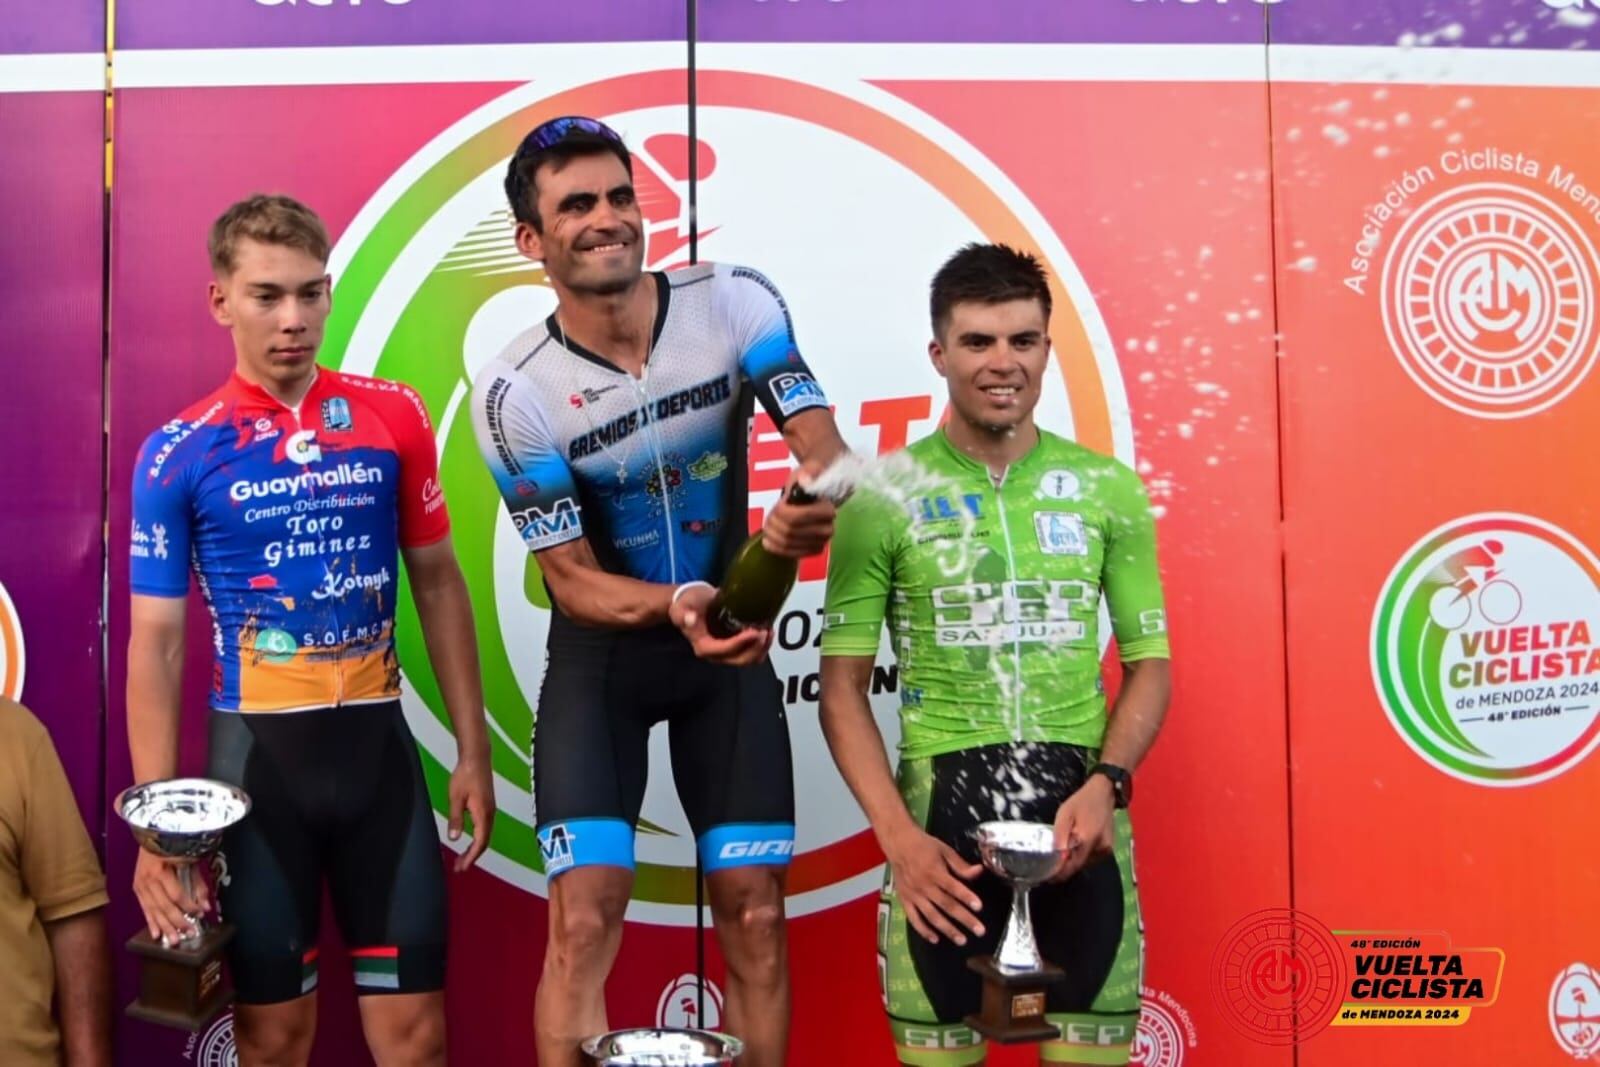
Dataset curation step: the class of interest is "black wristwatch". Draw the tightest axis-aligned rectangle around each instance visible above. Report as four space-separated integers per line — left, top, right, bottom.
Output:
1089 763 1133 809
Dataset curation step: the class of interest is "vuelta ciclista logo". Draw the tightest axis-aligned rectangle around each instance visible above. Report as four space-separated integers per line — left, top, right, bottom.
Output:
0 578 24 701
1382 183 1600 419
321 66 1124 921
1372 513 1600 786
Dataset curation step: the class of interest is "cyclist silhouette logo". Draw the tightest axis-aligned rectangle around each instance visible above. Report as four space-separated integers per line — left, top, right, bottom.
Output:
1425 539 1523 630
1373 514 1600 786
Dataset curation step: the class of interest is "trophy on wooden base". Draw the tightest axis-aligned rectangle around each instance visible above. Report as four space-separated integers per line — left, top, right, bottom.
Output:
114 778 250 1030
965 820 1068 1044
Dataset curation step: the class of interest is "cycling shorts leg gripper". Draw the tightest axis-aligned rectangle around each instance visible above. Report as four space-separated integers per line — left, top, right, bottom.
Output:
671 658 796 874
537 818 636 877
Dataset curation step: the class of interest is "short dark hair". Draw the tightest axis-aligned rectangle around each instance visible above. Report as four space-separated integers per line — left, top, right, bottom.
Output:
208 194 330 275
929 243 1052 339
504 118 633 232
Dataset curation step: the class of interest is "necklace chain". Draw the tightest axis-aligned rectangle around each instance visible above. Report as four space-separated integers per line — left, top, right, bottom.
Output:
552 282 658 487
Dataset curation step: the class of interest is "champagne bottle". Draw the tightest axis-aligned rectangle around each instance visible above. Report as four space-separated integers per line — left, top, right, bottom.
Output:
706 485 814 639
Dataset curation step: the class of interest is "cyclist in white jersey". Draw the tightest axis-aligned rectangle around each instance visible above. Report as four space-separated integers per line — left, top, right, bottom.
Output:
469 117 847 1067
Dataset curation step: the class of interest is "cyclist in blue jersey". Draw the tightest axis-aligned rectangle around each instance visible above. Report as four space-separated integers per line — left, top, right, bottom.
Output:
127 196 494 1067
469 117 847 1067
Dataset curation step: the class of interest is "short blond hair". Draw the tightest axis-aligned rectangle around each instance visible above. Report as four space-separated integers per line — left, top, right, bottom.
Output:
208 194 331 275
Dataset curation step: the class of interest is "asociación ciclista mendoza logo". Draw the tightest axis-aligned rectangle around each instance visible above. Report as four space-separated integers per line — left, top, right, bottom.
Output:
1372 513 1600 786
1382 182 1600 419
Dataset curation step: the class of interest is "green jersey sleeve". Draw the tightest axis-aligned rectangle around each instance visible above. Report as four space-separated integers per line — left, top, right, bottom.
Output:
1101 462 1170 662
820 491 899 657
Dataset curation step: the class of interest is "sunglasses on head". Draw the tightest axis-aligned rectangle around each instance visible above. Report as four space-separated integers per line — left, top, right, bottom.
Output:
520 116 624 153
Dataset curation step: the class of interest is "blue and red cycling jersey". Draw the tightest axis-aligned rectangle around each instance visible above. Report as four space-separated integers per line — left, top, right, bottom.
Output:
130 368 450 713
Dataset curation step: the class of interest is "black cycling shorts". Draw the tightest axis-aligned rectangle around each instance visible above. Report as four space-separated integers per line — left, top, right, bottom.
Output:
880 742 1144 1063
206 700 446 1004
532 621 795 878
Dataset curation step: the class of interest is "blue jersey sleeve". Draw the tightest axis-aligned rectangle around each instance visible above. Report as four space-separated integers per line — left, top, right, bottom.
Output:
471 362 586 553
129 426 194 597
712 263 830 427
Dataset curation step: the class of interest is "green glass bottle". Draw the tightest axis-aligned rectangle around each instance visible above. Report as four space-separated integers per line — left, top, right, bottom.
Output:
706 487 813 638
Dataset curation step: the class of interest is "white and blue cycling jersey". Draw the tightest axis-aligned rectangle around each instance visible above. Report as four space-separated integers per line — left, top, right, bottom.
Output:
470 263 830 587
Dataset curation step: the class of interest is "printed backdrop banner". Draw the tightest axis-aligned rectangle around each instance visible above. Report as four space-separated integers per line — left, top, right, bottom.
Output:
107 37 1289 1067
84 1 1600 1065
1271 31 1600 1067
0 34 106 847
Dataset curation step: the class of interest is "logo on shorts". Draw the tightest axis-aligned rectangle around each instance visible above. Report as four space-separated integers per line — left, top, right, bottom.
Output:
769 371 826 417
1371 513 1600 785
538 824 577 874
321 397 353 431
1382 183 1600 418
657 973 725 1030
1551 962 1600 1059
717 838 795 861
1035 512 1088 556
1039 469 1081 500
285 430 322 465
1133 987 1198 1066
0 579 24 702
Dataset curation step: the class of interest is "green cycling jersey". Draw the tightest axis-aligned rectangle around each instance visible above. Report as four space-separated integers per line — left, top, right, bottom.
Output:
821 428 1170 760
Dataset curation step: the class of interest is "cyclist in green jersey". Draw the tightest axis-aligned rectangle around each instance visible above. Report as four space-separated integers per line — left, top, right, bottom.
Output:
819 244 1172 1066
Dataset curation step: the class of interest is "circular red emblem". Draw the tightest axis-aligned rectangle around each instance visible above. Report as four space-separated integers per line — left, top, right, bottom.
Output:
1211 908 1345 1045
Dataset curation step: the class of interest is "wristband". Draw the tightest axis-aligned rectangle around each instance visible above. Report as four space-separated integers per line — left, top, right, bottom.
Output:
671 580 713 606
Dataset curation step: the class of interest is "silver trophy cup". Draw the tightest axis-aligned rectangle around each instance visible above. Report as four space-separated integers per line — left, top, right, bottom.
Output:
964 820 1069 1044
974 820 1066 972
581 1028 744 1065
114 778 251 1029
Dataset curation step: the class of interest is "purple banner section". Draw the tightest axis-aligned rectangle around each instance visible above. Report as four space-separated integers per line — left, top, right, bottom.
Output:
703 0 1266 44
0 93 105 831
0 1 103 55
118 0 684 50
1268 0 1598 49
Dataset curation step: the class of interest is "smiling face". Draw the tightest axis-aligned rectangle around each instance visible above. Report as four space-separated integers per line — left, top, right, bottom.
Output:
207 238 330 395
516 151 645 297
930 297 1051 439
